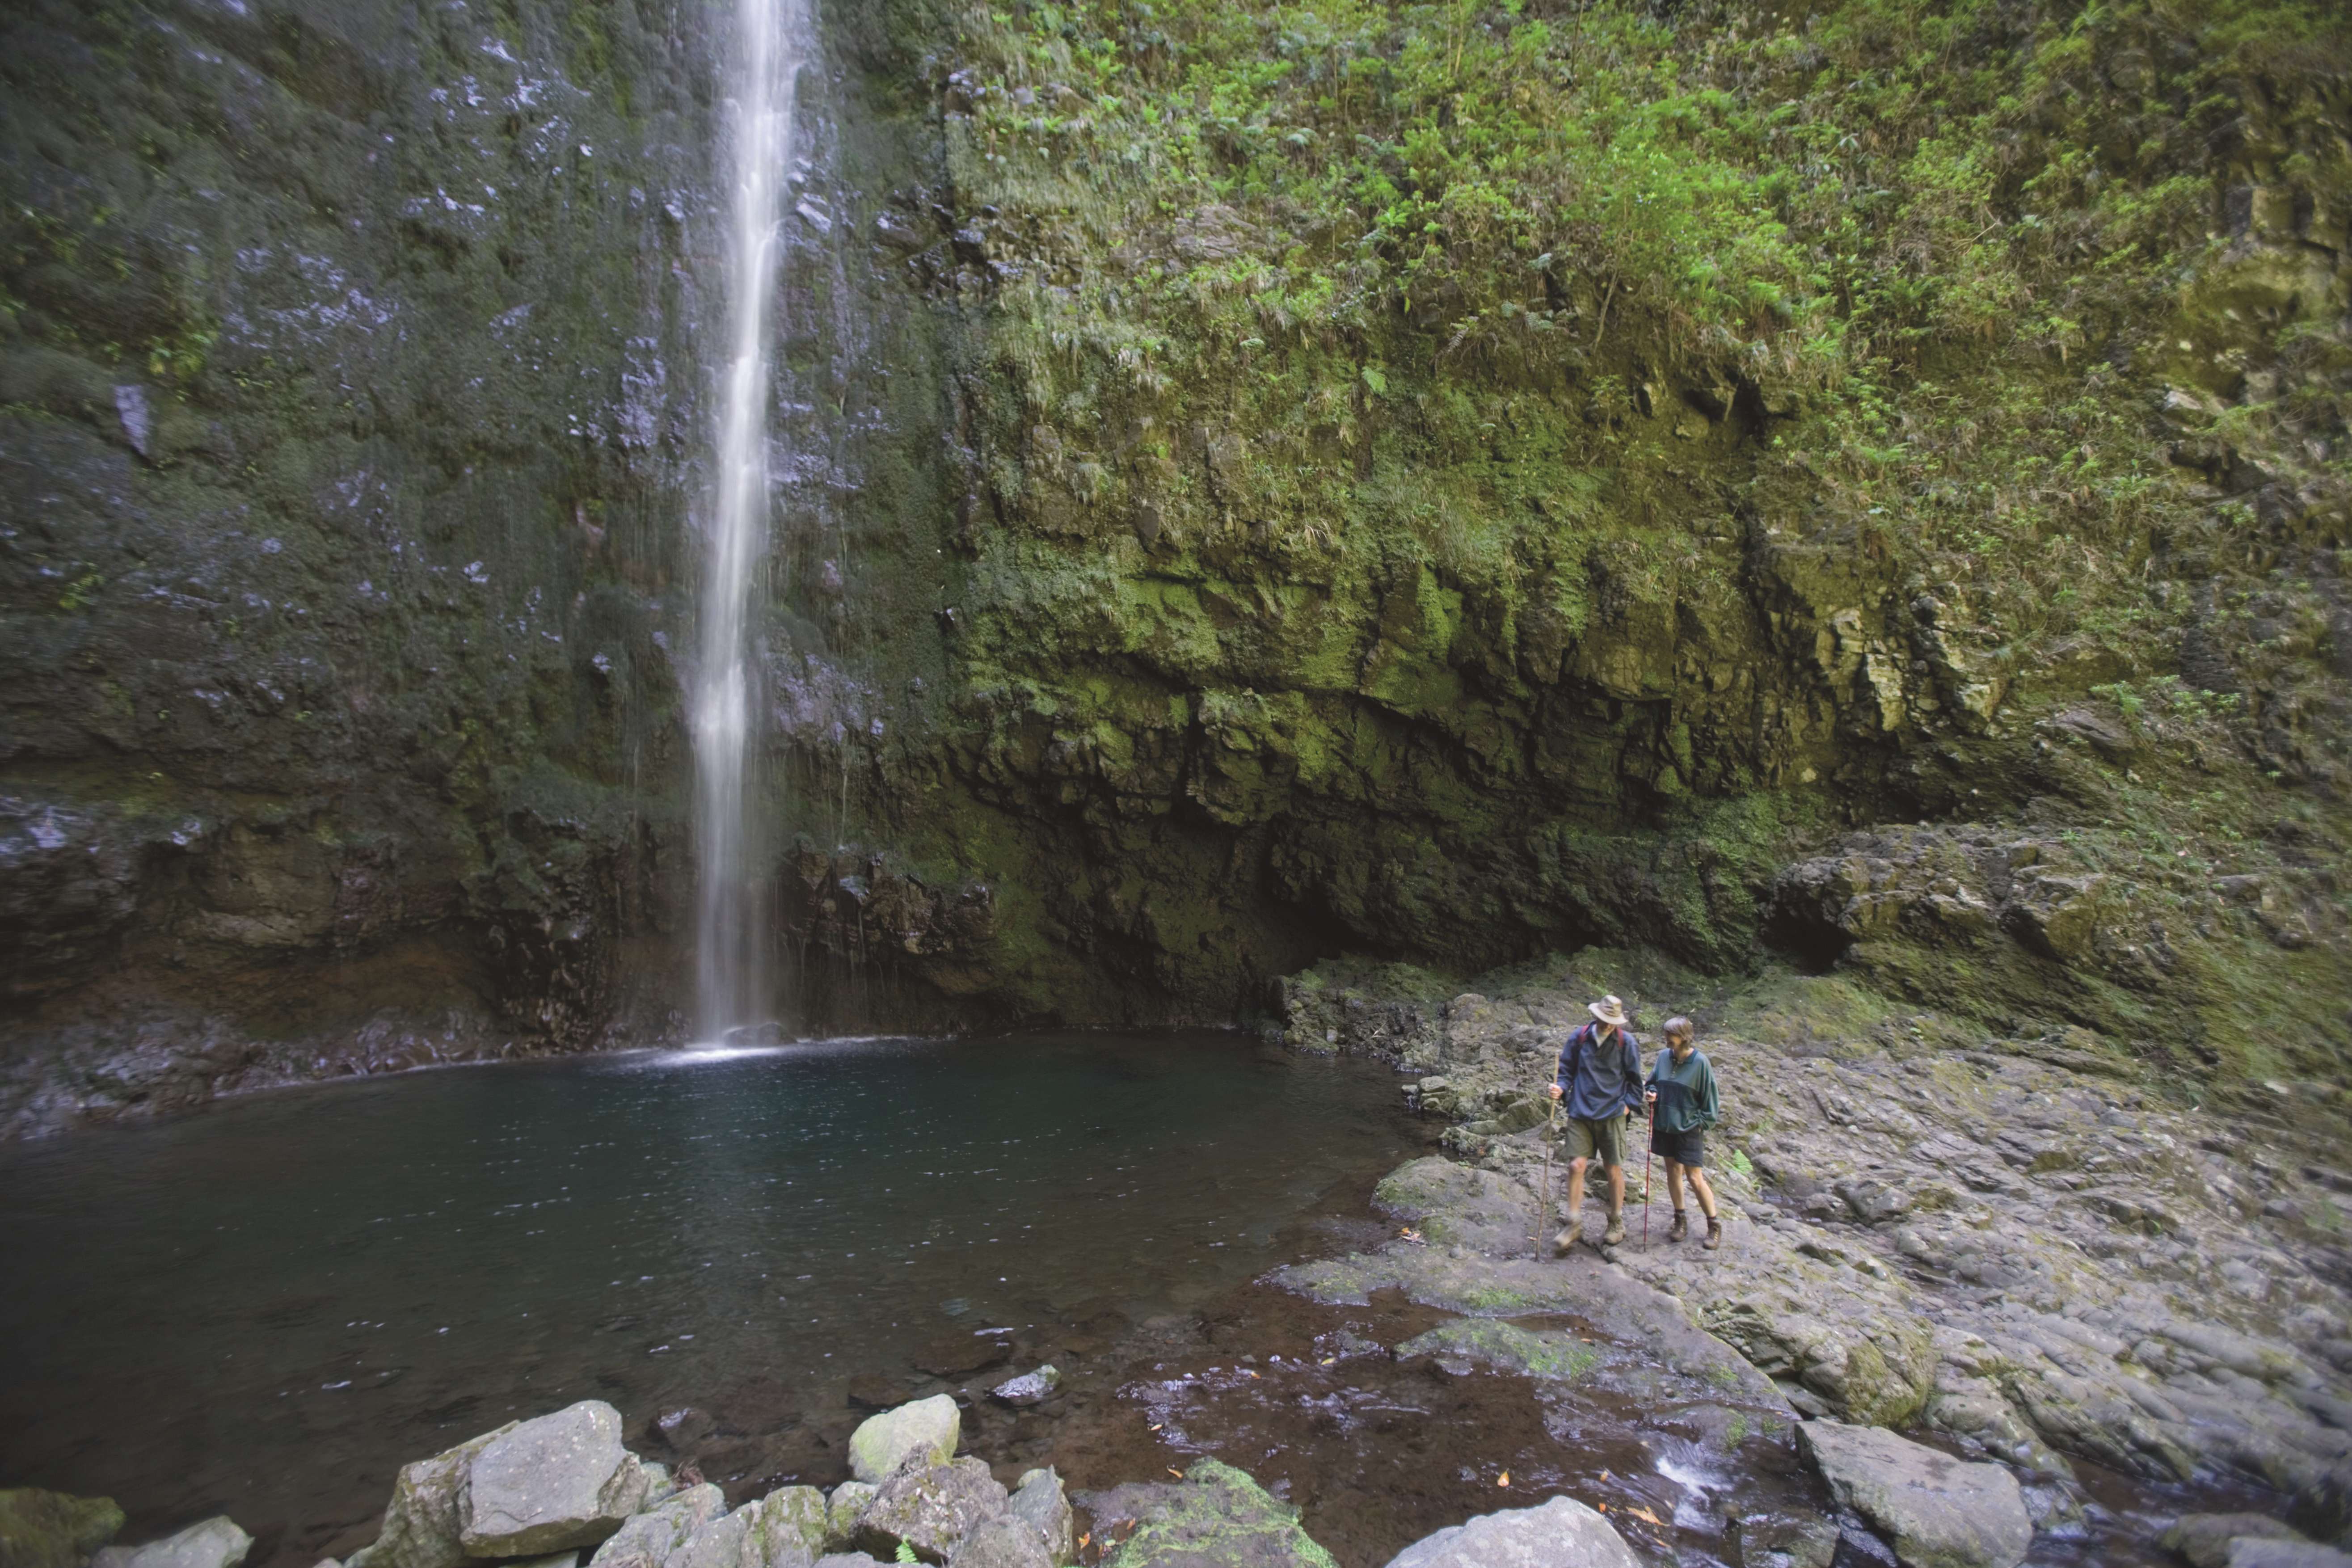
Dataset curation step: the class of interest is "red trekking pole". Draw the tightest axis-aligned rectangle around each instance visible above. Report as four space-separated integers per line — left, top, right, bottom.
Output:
1641 1103 1653 1247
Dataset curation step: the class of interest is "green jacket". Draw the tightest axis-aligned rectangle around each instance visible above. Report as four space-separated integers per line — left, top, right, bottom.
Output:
1647 1047 1720 1134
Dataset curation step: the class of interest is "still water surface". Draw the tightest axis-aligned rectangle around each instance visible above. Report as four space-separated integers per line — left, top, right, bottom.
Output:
0 1033 1418 1564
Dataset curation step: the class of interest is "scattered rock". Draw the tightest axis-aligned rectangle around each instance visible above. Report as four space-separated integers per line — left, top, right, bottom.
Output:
461 1402 650 1556
1797 1421 2030 1568
349 1424 520 1568
942 1517 1050 1568
824 1488 877 1553
991 1367 1060 1408
853 1461 1008 1565
2167 1514 2308 1568
1725 1511 1838 1568
849 1397 962 1486
90 1519 251 1568
1080 1460 1335 1568
585 1485 726 1568
667 1488 826 1568
0 1488 125 1568
1379 1496 1637 1568
2230 1544 2352 1568
1006 1471 1073 1568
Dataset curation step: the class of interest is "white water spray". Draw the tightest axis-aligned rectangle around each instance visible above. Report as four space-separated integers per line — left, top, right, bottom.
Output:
693 0 811 1041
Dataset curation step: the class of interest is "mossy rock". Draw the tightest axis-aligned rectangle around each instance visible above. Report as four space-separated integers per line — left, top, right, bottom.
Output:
0 1489 125 1568
1079 1461 1335 1568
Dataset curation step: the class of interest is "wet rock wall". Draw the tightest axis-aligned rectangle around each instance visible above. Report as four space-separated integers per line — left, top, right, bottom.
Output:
0 0 972 1132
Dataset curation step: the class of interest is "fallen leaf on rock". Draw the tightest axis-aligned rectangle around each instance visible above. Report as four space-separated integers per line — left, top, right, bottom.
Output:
1167 1467 1184 1479
1497 1472 1510 1488
1627 1506 1661 1526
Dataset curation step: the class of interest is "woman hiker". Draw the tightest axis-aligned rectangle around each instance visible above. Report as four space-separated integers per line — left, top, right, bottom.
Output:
1644 1015 1723 1249
1547 994 1645 1252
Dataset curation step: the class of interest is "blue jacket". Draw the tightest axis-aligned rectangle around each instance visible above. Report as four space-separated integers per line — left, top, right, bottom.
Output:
1555 1022 1643 1121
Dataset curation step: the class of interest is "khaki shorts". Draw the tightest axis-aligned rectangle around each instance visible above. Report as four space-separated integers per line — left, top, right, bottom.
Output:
1562 1113 1629 1168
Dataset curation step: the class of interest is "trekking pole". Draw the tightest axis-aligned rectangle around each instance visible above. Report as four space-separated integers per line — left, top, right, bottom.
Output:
1534 1096 1558 1256
1641 1104 1653 1248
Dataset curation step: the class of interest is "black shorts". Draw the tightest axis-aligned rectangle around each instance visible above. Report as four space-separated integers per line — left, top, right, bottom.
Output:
1651 1127 1705 1168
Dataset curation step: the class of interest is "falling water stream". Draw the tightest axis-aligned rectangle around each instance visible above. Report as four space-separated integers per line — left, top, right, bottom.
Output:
693 0 813 1040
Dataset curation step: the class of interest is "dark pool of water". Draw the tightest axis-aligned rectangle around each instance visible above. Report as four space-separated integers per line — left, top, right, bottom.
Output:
0 1033 1421 1565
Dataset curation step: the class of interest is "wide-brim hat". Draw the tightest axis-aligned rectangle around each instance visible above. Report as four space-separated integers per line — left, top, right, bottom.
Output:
1588 995 1629 1028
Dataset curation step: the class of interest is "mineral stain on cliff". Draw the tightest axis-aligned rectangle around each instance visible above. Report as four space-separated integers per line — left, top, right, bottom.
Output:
3 0 2349 1126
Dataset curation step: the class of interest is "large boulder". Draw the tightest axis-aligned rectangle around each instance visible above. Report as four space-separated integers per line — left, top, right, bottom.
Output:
349 1426 520 1568
823 1489 876 1554
853 1461 1007 1566
1797 1422 2030 1568
1006 1472 1073 1568
943 1518 1049 1568
90 1519 251 1568
586 1487 726 1568
0 1488 125 1568
1380 1497 1637 1568
461 1403 650 1557
1081 1461 1335 1568
848 1399 961 1486
2228 1543 2352 1568
668 1490 829 1568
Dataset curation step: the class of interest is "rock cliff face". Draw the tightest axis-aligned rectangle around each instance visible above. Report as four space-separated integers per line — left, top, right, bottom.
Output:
0 0 965 1130
4 0 2350 1129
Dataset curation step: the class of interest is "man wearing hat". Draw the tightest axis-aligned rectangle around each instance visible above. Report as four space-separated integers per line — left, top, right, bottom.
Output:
1546 994 1645 1250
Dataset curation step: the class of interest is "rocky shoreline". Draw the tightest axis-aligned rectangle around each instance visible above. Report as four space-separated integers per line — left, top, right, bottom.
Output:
1273 948 2352 1563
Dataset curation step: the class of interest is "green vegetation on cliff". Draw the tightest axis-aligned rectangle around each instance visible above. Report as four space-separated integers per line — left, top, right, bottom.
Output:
900 0 2351 1060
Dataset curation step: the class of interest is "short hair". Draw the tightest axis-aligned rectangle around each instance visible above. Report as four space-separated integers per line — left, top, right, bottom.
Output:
1663 1015 1695 1043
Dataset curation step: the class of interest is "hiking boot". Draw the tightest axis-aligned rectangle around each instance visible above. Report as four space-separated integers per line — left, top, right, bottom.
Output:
1552 1210 1581 1255
1703 1215 1723 1250
1602 1210 1627 1247
1668 1210 1689 1243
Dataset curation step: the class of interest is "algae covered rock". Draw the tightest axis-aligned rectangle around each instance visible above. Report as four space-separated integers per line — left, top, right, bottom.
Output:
848 1398 961 1486
89 1519 251 1568
1798 1420 2030 1568
1379 1497 1637 1568
1372 1157 1538 1253
1079 1460 1335 1568
460 1401 649 1556
0 1488 124 1568
1393 1320 1599 1381
348 1423 521 1568
823 1488 877 1553
852 1461 1008 1565
941 1517 1050 1568
667 1488 827 1568
586 1485 726 1568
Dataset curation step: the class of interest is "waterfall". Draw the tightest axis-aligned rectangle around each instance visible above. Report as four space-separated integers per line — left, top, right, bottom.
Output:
693 0 811 1042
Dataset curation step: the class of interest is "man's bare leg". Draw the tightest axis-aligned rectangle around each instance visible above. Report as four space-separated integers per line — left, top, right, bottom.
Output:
1555 1156 1589 1251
